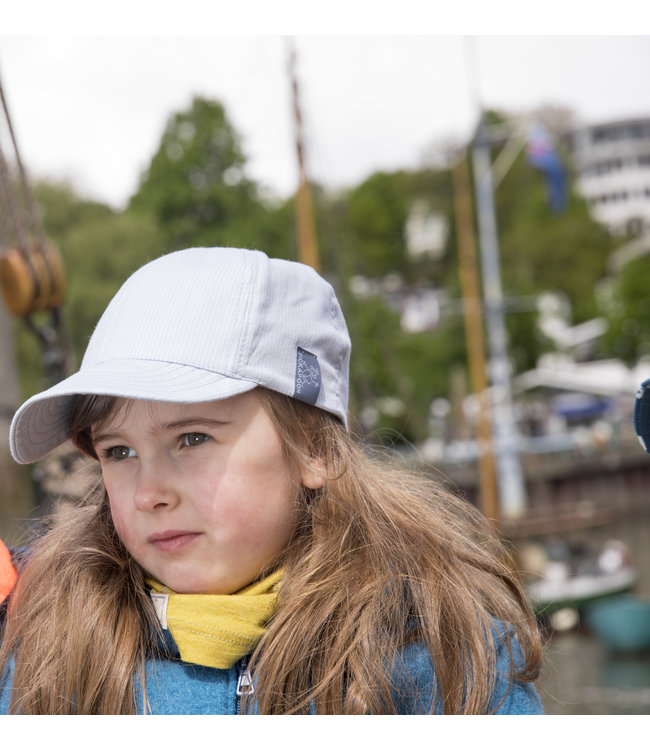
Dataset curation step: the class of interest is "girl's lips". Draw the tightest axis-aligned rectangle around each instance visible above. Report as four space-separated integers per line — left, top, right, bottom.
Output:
148 531 201 553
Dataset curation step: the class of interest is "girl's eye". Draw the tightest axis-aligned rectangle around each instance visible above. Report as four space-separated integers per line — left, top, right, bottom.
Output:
181 432 210 448
105 445 136 461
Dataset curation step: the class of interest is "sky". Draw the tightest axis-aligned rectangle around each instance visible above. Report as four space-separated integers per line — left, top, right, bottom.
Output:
0 5 649 209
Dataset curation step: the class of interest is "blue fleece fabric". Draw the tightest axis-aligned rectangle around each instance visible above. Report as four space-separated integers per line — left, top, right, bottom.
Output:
1 624 543 714
391 628 544 714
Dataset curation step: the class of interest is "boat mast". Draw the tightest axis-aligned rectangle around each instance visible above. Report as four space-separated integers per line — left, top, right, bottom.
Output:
287 38 320 271
452 152 500 527
465 37 527 520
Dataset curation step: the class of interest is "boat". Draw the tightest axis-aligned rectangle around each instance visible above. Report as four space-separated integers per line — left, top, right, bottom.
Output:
527 564 637 617
523 538 637 617
584 595 650 652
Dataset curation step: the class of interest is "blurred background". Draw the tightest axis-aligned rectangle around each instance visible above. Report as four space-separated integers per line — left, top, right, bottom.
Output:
1 28 650 714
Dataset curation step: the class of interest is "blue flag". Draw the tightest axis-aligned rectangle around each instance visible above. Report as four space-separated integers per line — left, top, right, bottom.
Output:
526 123 567 213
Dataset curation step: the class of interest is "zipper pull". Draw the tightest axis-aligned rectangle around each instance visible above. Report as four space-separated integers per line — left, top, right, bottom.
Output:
236 660 255 697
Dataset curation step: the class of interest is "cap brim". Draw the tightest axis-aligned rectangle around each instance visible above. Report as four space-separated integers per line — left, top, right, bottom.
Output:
10 359 258 464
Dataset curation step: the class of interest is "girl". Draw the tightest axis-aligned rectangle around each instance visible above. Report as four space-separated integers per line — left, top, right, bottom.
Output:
0 246 543 714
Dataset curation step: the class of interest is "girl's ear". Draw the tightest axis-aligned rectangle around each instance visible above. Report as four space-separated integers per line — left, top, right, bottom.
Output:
300 459 326 489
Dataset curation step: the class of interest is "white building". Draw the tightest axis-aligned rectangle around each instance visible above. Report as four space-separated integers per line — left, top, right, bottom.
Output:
570 117 650 234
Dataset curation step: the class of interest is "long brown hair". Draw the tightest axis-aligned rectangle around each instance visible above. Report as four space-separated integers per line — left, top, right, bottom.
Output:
0 389 541 714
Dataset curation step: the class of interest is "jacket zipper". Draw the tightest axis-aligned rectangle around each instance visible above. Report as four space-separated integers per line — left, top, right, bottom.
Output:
236 656 255 714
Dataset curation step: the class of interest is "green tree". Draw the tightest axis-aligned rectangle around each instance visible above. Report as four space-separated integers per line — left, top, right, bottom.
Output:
129 96 287 253
489 134 618 372
342 168 454 281
340 286 467 445
316 167 463 444
599 254 650 364
343 171 411 277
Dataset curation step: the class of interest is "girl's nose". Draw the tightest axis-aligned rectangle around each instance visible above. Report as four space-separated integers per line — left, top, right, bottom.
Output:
132 463 180 512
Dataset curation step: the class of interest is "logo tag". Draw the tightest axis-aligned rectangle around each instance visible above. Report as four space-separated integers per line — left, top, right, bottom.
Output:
293 347 321 405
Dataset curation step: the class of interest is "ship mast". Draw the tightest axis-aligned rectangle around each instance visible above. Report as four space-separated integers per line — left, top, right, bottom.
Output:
287 39 320 271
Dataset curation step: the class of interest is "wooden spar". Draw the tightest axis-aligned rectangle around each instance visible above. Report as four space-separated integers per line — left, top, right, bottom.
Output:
452 153 500 527
287 41 320 271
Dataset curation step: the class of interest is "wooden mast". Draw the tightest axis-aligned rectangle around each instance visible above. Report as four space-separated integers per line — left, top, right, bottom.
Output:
287 40 320 271
452 152 500 527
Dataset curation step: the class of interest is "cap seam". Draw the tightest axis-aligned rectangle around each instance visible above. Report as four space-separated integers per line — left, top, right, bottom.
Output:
328 289 343 412
84 356 256 383
232 251 260 376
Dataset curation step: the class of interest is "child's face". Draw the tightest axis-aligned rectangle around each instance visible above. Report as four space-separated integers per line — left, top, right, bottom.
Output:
91 390 300 594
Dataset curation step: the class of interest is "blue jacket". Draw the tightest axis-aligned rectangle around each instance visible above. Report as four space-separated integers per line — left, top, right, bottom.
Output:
1 625 544 714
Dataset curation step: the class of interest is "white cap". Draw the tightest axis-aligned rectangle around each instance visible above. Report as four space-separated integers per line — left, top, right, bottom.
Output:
10 247 351 464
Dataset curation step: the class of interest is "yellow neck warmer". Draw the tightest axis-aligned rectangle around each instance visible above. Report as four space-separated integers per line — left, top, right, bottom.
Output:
147 570 282 669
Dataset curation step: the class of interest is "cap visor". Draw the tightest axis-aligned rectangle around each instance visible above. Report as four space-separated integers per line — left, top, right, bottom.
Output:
10 359 258 464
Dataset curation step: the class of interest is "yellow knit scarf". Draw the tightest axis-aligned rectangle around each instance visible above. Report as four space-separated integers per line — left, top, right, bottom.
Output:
147 570 282 669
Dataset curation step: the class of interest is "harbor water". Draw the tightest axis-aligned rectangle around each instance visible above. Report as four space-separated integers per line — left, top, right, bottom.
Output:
536 514 650 714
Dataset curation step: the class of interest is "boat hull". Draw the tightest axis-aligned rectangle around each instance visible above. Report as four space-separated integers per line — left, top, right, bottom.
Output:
527 566 637 616
585 595 650 652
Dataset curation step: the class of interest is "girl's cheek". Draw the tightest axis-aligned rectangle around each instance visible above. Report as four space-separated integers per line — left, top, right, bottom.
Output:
107 496 132 546
205 492 251 531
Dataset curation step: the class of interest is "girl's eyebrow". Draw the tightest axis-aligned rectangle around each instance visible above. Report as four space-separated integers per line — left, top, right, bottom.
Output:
92 417 229 445
161 417 231 431
91 428 126 445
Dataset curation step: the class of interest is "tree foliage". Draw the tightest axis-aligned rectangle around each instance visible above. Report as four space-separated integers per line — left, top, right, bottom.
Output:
341 168 454 282
317 167 463 443
129 96 291 254
599 255 650 364
493 146 618 371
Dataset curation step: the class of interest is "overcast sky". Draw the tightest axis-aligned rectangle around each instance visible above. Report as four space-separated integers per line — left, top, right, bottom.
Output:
1 7 649 209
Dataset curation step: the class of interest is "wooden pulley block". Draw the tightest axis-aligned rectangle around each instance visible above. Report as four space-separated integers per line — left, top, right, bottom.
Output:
0 246 35 317
0 243 66 317
30 242 66 310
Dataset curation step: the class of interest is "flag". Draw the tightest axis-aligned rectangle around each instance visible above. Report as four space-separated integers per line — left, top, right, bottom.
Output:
526 123 567 213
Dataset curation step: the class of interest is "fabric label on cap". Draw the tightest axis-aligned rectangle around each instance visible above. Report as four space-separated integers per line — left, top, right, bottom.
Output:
294 347 321 405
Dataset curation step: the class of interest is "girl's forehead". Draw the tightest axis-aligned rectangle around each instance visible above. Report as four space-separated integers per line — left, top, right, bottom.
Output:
91 397 140 434
96 398 204 427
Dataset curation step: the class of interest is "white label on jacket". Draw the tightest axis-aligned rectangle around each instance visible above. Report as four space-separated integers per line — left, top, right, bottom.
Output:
150 592 169 629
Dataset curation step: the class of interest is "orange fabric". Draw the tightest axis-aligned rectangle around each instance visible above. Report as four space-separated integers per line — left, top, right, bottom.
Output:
0 539 17 605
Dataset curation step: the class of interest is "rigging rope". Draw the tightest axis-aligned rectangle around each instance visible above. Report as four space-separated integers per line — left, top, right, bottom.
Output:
0 78 46 246
0 69 70 385
0 72 81 512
